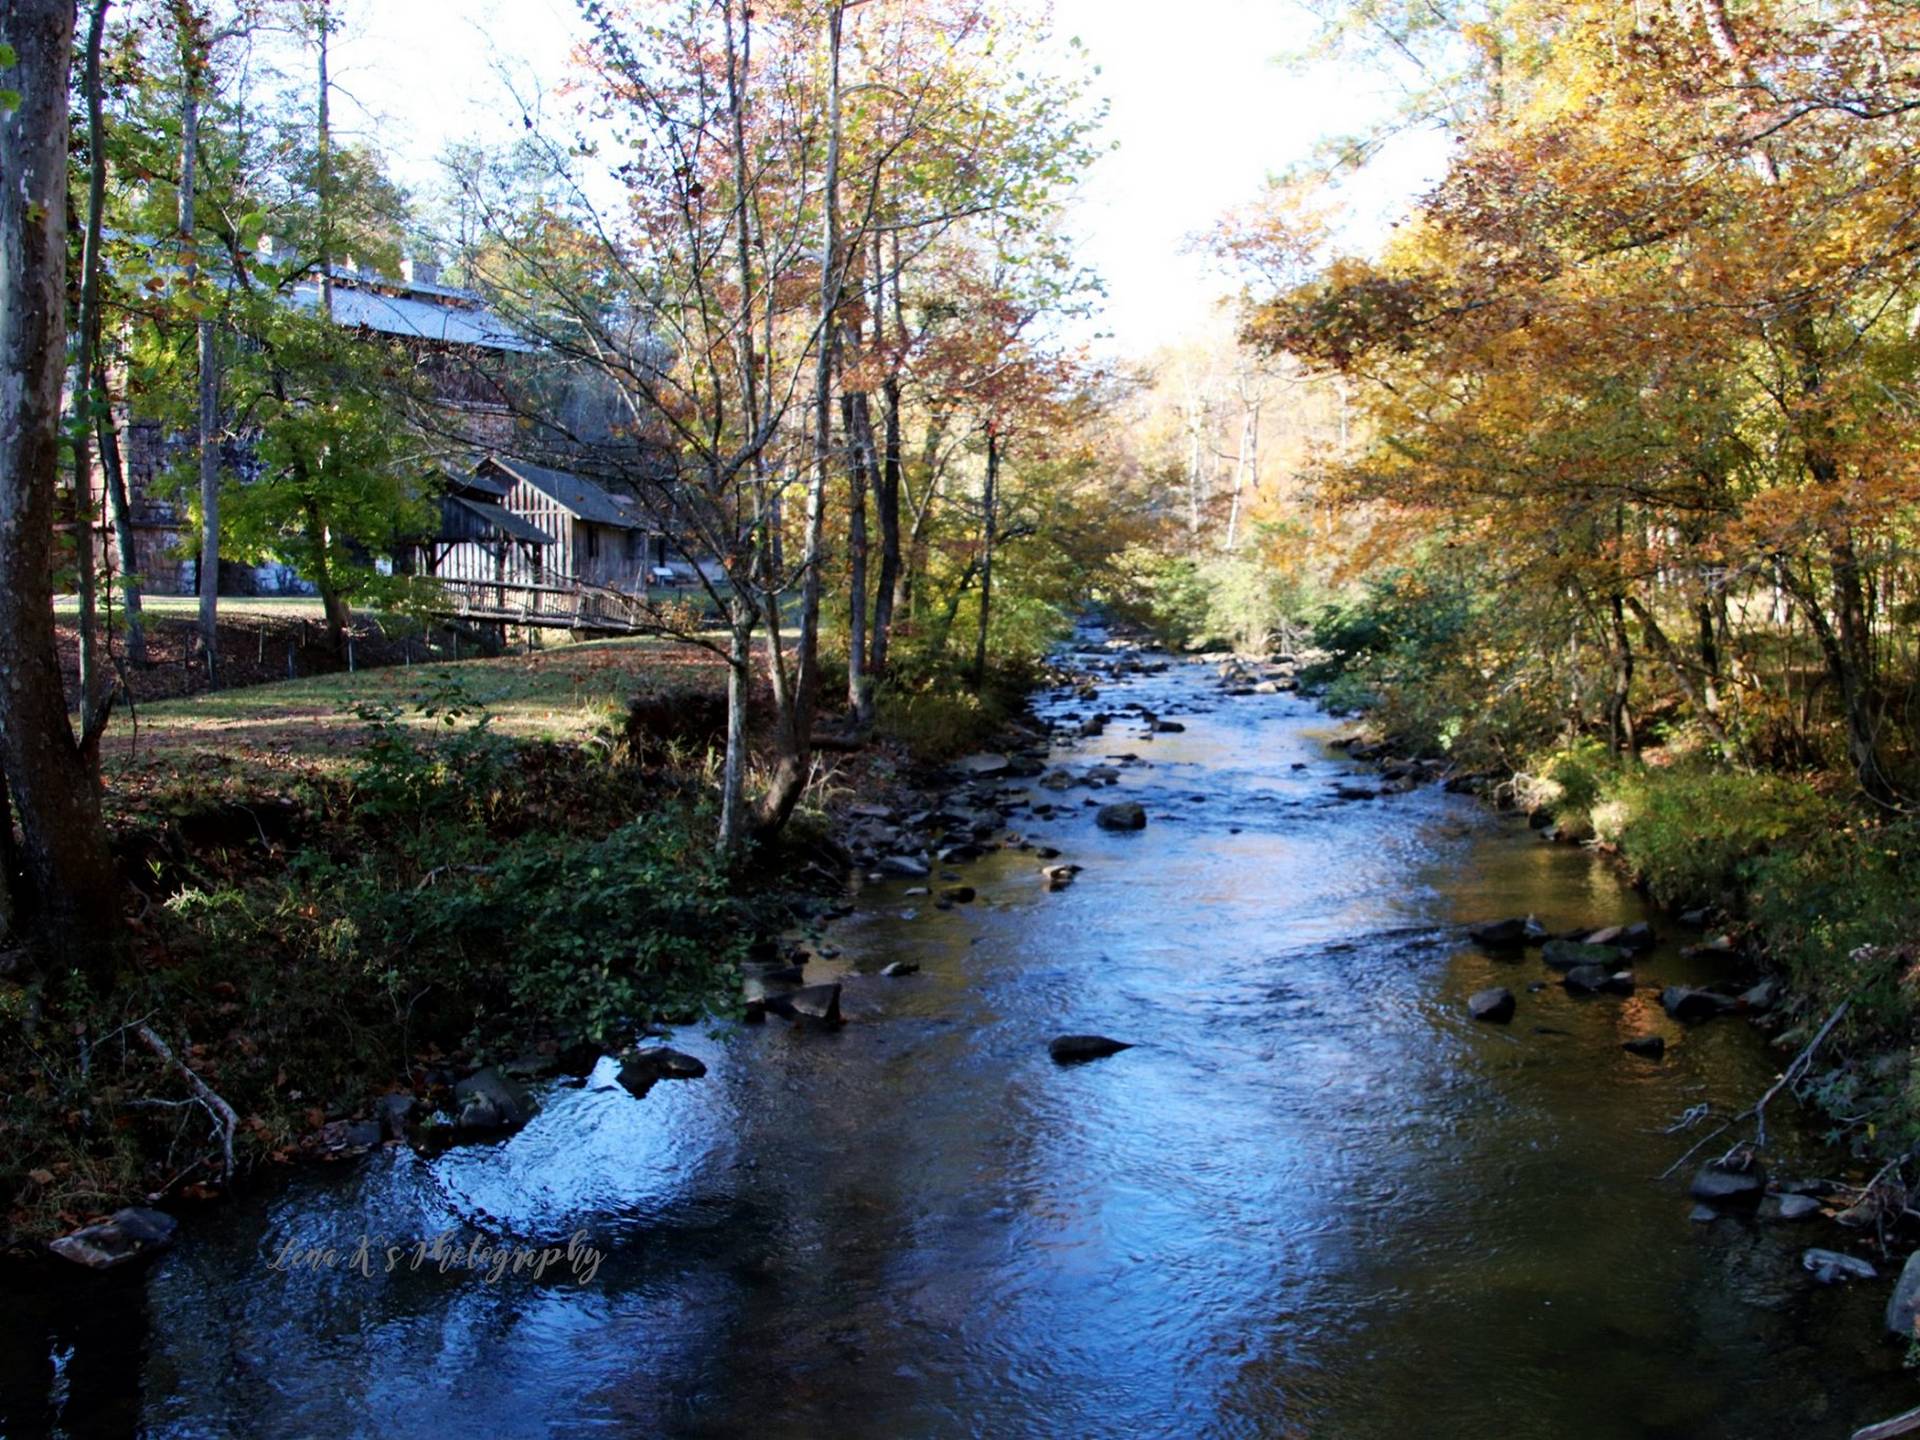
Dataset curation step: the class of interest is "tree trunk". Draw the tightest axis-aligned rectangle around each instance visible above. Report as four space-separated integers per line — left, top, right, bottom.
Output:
315 0 334 321
872 370 903 670
69 0 114 739
971 430 999 690
0 0 122 985
1607 591 1638 757
1624 594 1736 753
95 361 145 665
844 380 877 725
868 232 903 677
790 0 842 764
1694 591 1720 716
719 599 751 857
173 9 221 678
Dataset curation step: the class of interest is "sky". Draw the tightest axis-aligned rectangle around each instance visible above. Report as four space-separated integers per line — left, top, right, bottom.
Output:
318 0 1448 360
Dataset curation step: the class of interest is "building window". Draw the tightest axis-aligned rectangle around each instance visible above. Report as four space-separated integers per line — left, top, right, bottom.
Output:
587 527 599 560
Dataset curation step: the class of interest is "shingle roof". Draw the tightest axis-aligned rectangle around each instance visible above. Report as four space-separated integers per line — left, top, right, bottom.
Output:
450 496 554 545
481 455 642 530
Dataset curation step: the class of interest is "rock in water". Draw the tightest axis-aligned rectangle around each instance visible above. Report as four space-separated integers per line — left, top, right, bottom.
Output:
615 1047 708 1101
1690 1160 1767 1207
1887 1251 1920 1335
1760 1193 1823 1222
452 1066 537 1136
880 961 919 977
1469 917 1545 949
1622 1035 1666 1060
762 982 843 1028
1661 986 1736 1023
1095 802 1147 831
878 854 931 878
1541 940 1629 972
48 1207 178 1271
1468 987 1517 1023
1042 864 1081 892
1799 1248 1879 1285
375 1091 418 1141
955 753 1011 778
1561 964 1614 996
1049 1034 1134 1064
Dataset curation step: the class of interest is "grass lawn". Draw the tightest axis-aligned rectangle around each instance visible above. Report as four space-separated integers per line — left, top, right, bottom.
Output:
55 594 337 622
102 633 730 776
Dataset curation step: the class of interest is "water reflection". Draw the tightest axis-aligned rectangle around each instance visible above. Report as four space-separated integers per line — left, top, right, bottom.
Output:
3 639 1912 1438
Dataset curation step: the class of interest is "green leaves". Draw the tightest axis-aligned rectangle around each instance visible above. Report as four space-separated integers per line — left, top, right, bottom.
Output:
0 37 18 114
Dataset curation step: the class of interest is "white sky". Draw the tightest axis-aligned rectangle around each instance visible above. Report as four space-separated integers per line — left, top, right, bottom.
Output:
319 0 1448 360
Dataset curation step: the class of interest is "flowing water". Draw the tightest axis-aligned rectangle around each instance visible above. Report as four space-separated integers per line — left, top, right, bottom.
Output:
5 636 1915 1438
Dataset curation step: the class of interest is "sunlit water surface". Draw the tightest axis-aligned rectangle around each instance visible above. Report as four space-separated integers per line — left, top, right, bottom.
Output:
4 636 1913 1438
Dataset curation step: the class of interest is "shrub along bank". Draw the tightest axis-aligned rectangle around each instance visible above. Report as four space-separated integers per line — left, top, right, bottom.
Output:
2 667 779 1243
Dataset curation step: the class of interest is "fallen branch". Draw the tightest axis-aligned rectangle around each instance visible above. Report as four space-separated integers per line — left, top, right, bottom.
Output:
1735 997 1851 1153
1853 1404 1920 1440
136 1022 238 1185
1657 998 1850 1181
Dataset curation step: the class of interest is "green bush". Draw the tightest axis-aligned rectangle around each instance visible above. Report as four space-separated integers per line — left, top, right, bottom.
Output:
1591 766 1836 907
1749 819 1920 1031
1545 738 1611 814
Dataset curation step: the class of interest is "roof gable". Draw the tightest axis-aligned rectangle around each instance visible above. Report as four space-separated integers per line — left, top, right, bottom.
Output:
481 455 640 529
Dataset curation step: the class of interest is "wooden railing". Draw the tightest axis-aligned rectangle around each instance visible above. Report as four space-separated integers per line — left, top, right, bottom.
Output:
425 568 663 634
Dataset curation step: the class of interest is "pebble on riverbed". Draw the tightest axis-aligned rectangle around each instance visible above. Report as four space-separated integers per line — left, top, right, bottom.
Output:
1468 987 1517 1023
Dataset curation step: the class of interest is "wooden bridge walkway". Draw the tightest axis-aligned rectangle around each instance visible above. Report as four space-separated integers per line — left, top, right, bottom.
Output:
425 572 692 635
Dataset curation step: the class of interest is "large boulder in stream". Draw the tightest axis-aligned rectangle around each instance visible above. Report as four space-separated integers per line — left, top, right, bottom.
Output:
1468 987 1516 1023
48 1207 178 1271
1095 801 1147 831
615 1047 708 1100
1049 1034 1134 1064
452 1066 537 1136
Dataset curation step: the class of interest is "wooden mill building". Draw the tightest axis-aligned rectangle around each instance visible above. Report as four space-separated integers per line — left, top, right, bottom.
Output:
407 455 670 594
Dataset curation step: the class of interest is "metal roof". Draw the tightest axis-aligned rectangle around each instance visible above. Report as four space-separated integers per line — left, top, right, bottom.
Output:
450 496 555 545
447 468 511 500
481 455 643 530
289 280 534 352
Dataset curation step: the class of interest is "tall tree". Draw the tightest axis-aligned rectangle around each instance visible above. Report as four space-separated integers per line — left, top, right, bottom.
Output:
0 0 123 983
